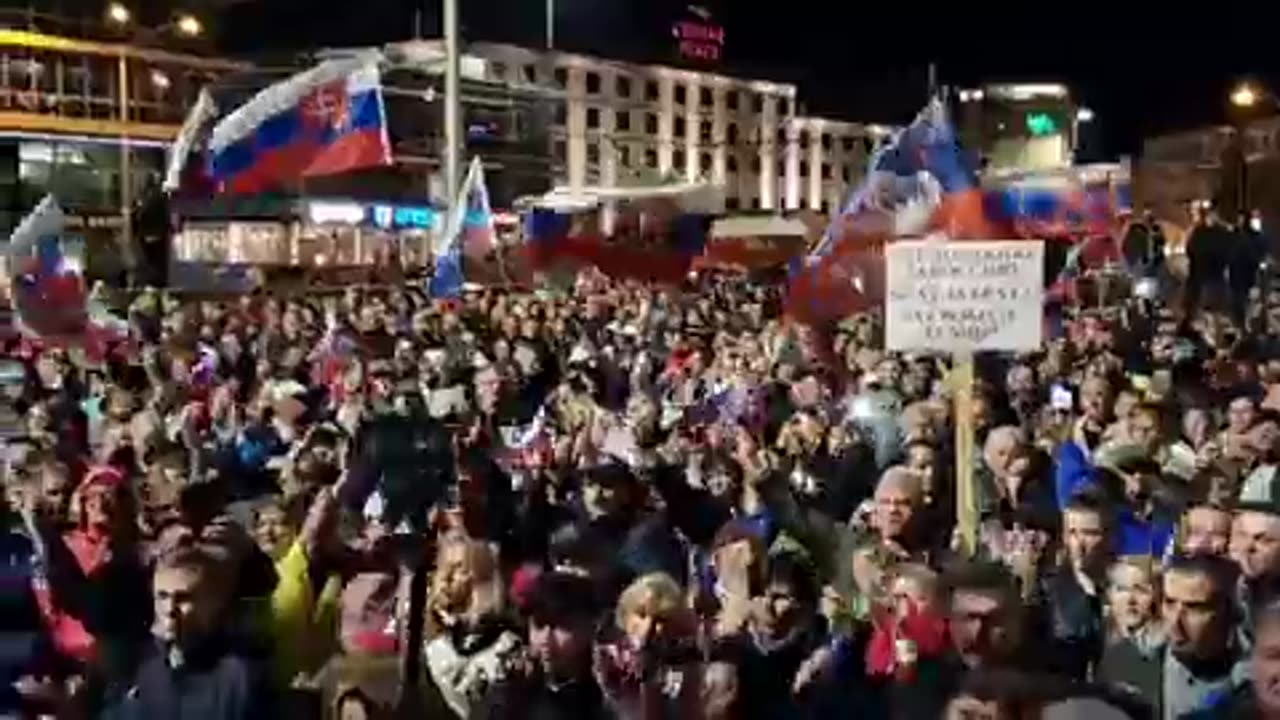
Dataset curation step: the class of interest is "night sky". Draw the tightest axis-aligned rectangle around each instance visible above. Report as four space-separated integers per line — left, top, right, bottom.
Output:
212 0 1279 158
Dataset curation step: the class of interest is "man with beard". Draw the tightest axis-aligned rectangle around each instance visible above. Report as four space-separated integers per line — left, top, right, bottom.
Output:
471 572 608 720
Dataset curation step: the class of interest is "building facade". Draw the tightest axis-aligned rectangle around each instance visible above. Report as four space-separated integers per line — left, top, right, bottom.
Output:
0 23 246 277
463 41 888 213
956 83 1082 173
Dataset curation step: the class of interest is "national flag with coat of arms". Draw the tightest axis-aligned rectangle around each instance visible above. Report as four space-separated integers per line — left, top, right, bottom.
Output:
207 54 392 195
786 98 1013 326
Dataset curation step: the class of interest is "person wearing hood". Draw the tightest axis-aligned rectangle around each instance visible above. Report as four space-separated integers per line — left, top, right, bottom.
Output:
31 465 151 698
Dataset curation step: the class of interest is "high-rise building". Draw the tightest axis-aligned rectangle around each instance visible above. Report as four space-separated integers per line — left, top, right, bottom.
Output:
955 83 1085 172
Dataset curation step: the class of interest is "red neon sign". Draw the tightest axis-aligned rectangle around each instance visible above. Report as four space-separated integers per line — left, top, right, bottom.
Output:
672 17 724 62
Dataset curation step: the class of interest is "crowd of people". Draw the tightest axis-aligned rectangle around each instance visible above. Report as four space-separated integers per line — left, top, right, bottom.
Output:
2 228 1280 719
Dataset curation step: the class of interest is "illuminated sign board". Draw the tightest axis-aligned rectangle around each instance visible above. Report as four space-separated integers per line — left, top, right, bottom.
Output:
370 205 435 230
672 5 724 62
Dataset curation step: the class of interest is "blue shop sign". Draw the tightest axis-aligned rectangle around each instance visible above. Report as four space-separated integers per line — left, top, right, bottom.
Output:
370 205 436 230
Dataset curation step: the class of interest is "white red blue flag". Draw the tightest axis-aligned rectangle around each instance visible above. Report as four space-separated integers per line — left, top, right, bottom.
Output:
6 196 129 362
786 99 1011 325
208 55 392 194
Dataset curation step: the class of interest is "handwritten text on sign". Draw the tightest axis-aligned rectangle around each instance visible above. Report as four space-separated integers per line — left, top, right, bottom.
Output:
885 240 1044 352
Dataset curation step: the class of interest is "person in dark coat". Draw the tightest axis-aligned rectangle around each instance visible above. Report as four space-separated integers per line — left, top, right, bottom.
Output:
101 546 275 720
470 572 609 720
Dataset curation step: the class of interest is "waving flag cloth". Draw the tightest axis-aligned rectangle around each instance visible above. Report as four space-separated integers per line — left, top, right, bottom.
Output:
5 197 129 362
430 157 532 298
208 54 391 194
162 86 218 195
787 99 1010 326
523 183 717 284
982 167 1131 240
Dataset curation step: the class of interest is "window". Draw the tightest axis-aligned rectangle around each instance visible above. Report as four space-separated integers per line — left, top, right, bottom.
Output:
619 145 631 167
821 200 830 213
727 123 738 144
585 71 601 94
700 153 712 172
777 160 785 177
727 91 739 111
587 142 600 165
726 196 740 211
753 95 764 113
586 107 600 129
751 198 761 210
727 156 738 173
675 117 686 137
554 103 566 125
646 80 659 100
776 129 786 145
700 87 712 107
491 62 507 80
842 136 854 152
751 157 761 173
616 75 631 98
799 132 809 149
841 166 850 182
674 149 686 168
553 140 566 162
645 113 658 134
821 163 831 179
674 85 686 105
821 133 832 150
616 110 631 131
645 148 658 168
800 161 808 177
554 67 567 88
700 121 711 142
523 65 537 83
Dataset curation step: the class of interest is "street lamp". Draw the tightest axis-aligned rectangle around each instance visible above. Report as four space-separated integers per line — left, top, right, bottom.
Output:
106 2 130 25
1232 83 1259 109
1075 107 1095 123
175 13 202 37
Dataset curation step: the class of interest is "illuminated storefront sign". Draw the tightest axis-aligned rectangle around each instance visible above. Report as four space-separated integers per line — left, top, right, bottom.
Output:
370 204 435 230
307 201 366 225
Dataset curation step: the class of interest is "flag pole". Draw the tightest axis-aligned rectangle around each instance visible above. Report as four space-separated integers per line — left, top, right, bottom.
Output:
443 0 462 203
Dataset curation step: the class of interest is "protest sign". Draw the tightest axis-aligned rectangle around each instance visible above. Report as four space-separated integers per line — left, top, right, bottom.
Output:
885 240 1044 353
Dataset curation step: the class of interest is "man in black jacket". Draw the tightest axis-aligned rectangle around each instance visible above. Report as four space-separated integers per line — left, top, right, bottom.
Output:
102 547 274 720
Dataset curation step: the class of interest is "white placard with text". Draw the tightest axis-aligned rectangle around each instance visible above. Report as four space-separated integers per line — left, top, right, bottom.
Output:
886 240 1044 353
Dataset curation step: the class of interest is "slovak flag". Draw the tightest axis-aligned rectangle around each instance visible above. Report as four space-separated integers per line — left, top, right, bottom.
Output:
6 196 129 361
786 98 1010 325
208 54 392 195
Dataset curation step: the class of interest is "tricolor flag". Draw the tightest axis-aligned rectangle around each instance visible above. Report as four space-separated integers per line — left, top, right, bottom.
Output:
430 157 532 297
523 183 715 285
787 99 1010 325
6 197 129 361
208 54 392 195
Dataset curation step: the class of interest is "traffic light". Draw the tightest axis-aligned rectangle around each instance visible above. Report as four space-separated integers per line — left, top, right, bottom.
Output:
1025 112 1058 137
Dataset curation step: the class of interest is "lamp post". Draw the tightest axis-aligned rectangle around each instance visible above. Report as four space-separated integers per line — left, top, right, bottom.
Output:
1072 106 1095 163
1230 81 1275 333
102 4 205 288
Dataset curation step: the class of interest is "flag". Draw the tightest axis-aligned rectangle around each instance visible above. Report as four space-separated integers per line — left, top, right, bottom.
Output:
208 55 392 194
431 157 531 297
982 169 1131 239
163 87 217 194
523 184 714 284
6 197 128 361
786 98 1008 325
